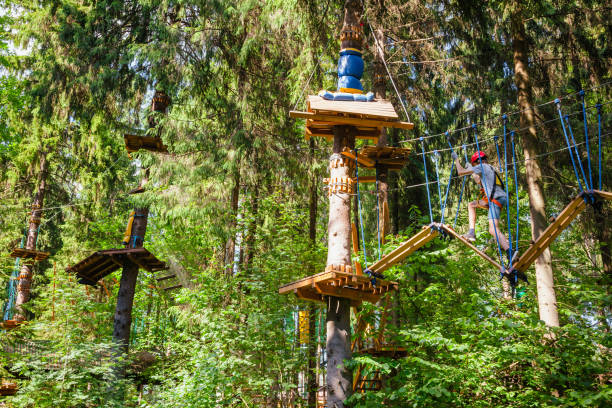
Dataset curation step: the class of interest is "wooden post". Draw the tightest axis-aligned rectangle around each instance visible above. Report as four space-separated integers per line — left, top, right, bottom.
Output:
14 153 49 321
111 207 149 383
326 124 356 407
511 12 559 327
307 137 318 408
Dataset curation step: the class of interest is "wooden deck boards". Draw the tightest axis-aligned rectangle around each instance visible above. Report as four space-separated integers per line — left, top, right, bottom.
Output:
307 96 399 120
291 95 414 142
278 270 397 304
0 380 18 396
9 248 50 262
67 248 167 286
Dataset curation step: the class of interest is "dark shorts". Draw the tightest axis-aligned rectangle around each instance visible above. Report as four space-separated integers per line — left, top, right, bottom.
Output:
488 196 508 220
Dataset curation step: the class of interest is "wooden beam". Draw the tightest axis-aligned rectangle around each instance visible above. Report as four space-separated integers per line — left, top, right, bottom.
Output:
369 226 439 273
438 224 503 270
512 195 587 272
290 111 414 130
593 190 612 201
341 150 376 167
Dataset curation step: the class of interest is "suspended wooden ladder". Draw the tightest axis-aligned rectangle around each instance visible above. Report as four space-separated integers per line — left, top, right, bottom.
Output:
351 295 408 393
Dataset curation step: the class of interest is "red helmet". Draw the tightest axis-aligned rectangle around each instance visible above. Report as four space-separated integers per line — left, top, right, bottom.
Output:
471 151 487 164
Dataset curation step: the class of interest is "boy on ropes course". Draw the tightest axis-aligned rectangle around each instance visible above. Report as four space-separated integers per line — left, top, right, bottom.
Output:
452 150 513 264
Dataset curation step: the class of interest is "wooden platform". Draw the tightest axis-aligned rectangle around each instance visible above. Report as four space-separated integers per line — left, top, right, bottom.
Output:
0 319 22 330
9 247 50 262
290 95 414 142
278 270 397 304
342 146 411 171
511 190 611 273
67 248 167 286
124 134 168 154
369 225 439 274
0 380 17 396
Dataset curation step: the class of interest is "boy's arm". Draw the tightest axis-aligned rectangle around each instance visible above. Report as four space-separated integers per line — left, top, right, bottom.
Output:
452 152 474 176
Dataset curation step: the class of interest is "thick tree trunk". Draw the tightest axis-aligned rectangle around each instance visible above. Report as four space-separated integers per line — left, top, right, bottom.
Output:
326 125 355 407
14 153 49 321
307 138 318 408
511 15 559 327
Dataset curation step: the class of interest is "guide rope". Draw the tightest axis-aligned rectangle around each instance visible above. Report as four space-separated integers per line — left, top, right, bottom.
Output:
472 124 505 268
420 137 434 224
555 99 584 192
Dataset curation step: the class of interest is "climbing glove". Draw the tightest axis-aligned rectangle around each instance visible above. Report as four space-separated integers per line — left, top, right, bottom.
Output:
451 151 458 160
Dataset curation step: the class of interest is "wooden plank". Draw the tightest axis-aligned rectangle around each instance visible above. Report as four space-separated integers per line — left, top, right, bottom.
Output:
341 149 376 168
279 271 338 294
439 224 503 270
593 190 612 201
513 195 587 272
369 226 439 273
290 111 414 130
308 96 399 120
315 283 380 303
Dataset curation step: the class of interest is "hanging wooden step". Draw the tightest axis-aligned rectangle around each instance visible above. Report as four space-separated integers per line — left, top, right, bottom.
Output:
279 266 397 305
67 248 167 286
0 379 18 396
124 134 168 154
9 248 50 262
291 95 414 142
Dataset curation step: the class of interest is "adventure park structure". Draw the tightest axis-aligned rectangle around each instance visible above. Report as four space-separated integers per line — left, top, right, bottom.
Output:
65 90 171 379
1 2 611 406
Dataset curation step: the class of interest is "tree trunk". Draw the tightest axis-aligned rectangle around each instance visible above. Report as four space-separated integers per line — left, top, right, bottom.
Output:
511 14 559 327
14 153 49 321
326 125 355 407
307 138 318 408
112 207 149 381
